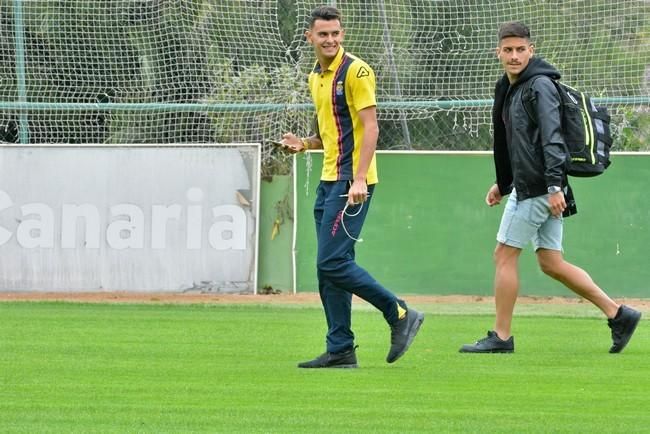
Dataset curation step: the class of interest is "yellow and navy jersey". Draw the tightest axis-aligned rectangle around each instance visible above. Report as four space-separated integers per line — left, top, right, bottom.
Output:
308 47 378 185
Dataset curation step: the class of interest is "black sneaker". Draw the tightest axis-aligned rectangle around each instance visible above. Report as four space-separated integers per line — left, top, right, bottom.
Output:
386 308 424 363
459 330 514 353
608 305 642 354
297 346 358 368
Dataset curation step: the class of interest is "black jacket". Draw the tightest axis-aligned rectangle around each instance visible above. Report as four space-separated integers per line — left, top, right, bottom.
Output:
492 57 567 201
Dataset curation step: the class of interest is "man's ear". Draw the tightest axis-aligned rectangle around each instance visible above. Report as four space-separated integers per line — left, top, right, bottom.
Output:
304 30 312 44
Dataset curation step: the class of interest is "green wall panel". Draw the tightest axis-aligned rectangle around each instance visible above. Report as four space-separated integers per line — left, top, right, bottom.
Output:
294 152 650 297
257 175 293 293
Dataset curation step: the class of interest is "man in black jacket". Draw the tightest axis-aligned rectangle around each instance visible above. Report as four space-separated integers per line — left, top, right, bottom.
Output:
460 21 641 354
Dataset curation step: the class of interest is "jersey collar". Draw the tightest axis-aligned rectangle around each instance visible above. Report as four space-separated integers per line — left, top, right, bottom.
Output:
313 46 345 74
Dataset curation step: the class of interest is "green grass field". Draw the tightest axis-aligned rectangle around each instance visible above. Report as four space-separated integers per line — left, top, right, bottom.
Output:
1 301 648 433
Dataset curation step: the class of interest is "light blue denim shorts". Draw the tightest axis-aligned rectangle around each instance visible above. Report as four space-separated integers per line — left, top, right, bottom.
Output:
496 189 563 251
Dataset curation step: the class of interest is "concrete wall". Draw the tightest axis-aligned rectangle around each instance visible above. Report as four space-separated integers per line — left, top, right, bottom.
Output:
3 146 645 297
292 152 650 297
0 145 260 292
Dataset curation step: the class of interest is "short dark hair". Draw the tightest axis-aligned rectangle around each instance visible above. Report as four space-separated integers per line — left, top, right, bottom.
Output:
309 5 342 28
498 21 531 41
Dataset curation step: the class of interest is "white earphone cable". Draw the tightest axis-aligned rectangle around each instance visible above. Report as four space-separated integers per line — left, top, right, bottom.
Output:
341 202 364 243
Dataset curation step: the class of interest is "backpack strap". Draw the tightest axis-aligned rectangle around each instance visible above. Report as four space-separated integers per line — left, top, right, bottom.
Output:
520 75 572 187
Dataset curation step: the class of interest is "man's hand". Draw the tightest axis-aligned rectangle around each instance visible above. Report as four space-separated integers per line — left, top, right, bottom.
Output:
485 184 503 207
276 133 306 154
346 179 368 206
548 191 566 217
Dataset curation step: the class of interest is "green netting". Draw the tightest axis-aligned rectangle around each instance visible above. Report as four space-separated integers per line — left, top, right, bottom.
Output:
1 0 649 174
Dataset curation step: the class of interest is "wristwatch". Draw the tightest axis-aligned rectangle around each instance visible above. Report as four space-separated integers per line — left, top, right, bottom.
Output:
547 185 562 194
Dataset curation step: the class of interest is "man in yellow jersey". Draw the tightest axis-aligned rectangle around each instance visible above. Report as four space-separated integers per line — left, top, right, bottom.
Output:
279 5 424 368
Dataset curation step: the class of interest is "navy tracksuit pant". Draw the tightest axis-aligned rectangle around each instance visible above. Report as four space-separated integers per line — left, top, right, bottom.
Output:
314 180 403 354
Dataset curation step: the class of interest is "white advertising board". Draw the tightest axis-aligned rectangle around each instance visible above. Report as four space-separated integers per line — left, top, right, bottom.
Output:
0 144 260 293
